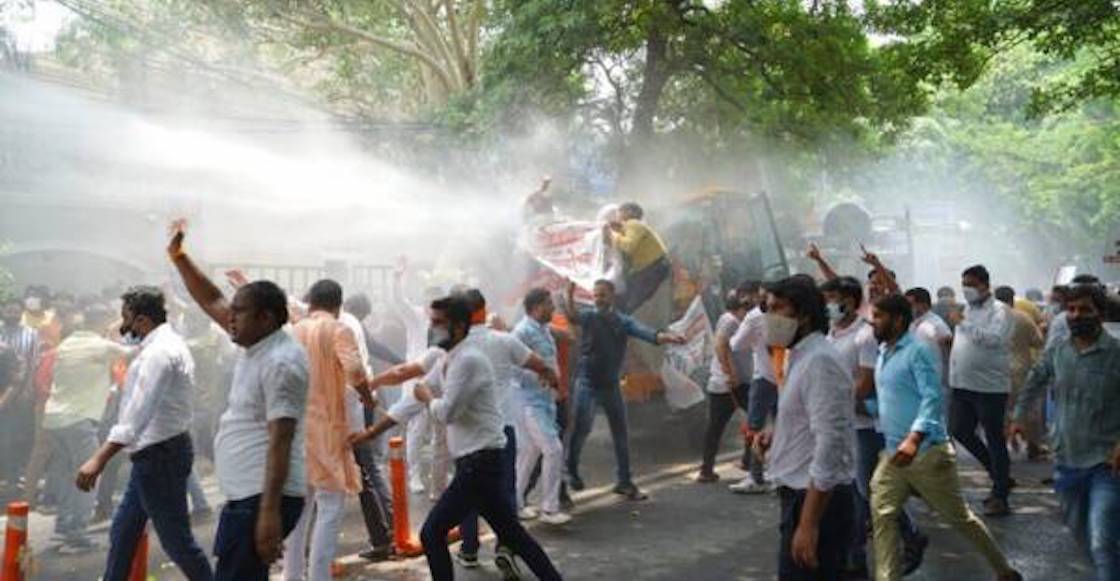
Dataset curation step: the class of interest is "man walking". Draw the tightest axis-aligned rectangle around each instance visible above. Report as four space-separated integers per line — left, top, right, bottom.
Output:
76 286 214 581
948 265 1014 516
869 294 1022 581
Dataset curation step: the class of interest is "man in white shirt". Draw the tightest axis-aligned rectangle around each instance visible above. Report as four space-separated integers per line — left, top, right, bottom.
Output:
412 295 561 581
698 289 752 483
758 275 856 580
948 264 1014 517
76 286 214 581
167 223 310 581
904 287 953 383
728 282 779 494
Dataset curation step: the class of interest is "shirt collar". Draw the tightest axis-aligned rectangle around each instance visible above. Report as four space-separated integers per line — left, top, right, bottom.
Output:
140 322 171 348
246 327 286 357
1077 329 1118 356
880 331 912 355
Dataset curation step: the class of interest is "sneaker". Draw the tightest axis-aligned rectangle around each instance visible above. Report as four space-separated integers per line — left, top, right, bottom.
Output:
902 533 929 576
455 550 480 569
729 478 771 495
359 544 394 562
518 506 540 521
696 471 720 483
982 496 1010 517
409 474 425 494
612 482 649 501
568 475 585 492
494 546 523 580
539 511 572 526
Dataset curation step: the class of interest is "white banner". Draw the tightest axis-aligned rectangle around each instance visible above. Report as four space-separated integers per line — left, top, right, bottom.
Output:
521 217 626 303
660 296 712 410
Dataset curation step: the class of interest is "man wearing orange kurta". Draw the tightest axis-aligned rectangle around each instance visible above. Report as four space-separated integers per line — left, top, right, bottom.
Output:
283 280 374 581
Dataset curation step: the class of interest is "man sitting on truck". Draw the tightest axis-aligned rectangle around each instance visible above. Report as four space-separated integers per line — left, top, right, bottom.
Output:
607 202 670 313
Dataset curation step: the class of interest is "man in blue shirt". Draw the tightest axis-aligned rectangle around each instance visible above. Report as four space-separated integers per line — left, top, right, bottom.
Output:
869 295 1021 581
564 279 683 501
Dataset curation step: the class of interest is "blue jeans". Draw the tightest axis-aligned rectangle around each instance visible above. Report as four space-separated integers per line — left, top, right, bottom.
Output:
213 494 304 581
567 379 631 485
421 448 560 581
852 428 920 565
461 425 516 555
1056 464 1120 581
102 433 213 581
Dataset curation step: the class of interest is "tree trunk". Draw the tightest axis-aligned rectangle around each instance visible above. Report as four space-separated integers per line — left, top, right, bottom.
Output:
619 25 673 191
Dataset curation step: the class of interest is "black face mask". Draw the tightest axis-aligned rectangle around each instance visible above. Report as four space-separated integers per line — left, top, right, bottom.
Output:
1068 316 1102 339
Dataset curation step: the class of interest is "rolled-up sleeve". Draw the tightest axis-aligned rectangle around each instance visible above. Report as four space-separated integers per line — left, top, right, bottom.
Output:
909 344 945 437
108 352 174 446
806 357 853 491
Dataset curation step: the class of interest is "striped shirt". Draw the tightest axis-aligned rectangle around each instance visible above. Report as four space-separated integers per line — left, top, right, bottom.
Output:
0 322 41 371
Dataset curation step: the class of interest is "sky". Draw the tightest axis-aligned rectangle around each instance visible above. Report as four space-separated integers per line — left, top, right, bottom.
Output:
2 0 69 52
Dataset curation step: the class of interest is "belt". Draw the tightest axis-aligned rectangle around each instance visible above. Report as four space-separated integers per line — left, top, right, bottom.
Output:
130 431 191 462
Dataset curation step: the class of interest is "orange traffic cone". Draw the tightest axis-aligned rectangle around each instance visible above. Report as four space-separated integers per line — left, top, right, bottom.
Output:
389 436 424 557
127 527 148 581
2 502 30 581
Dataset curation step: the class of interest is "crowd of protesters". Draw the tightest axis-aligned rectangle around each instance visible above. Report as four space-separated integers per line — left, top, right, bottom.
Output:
0 201 1118 581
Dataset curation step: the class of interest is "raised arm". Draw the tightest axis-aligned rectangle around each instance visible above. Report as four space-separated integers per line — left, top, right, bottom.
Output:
860 244 900 296
167 220 232 331
806 243 838 281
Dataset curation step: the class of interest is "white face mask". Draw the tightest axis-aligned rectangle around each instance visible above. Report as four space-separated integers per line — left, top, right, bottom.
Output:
24 297 41 312
428 325 451 348
826 303 844 323
765 313 800 348
962 286 983 305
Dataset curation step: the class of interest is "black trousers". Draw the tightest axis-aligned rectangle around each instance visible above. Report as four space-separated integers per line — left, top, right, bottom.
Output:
949 389 1011 499
421 448 561 581
700 385 750 473
778 484 855 581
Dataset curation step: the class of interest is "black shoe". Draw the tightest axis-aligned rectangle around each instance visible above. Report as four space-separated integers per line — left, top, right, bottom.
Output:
560 491 575 512
455 550 480 569
494 546 523 580
613 482 649 501
569 475 585 492
982 496 1010 517
696 470 720 483
903 533 929 576
360 544 393 562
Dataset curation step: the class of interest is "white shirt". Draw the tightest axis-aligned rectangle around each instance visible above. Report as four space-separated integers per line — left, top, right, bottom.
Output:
768 332 855 491
828 318 878 430
340 312 372 433
949 296 1012 394
465 325 532 425
386 347 445 424
730 307 776 384
911 310 952 382
214 328 310 501
707 312 742 394
427 341 507 459
108 323 195 453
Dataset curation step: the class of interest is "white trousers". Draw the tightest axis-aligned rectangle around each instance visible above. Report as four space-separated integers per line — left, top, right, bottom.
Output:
515 406 564 514
282 488 346 581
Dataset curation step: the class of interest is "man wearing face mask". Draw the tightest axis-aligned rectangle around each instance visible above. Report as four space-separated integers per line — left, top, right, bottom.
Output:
869 295 1022 581
412 295 562 581
729 281 779 494
755 275 855 580
75 285 214 581
947 265 1014 517
564 279 685 502
1011 283 1120 581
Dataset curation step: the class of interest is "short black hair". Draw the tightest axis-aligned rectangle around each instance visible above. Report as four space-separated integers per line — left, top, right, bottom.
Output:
593 279 616 293
1066 282 1108 313
307 279 343 310
344 293 372 318
460 288 486 312
1071 274 1101 285
1025 288 1044 302
874 294 914 329
736 280 762 297
904 287 932 307
430 295 473 330
619 202 644 219
867 269 897 281
241 280 289 326
121 286 167 325
523 287 552 313
962 264 990 286
994 286 1015 306
820 276 864 308
768 276 828 335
